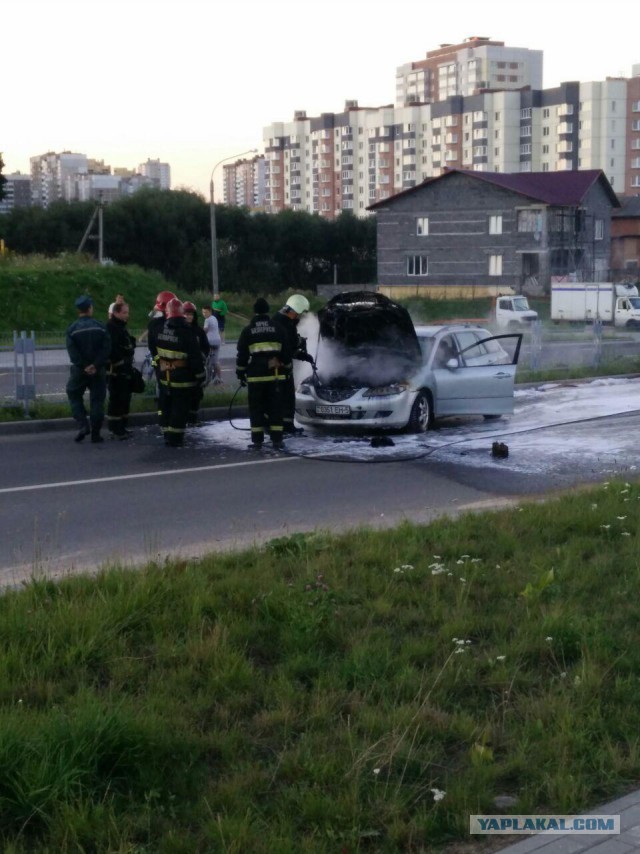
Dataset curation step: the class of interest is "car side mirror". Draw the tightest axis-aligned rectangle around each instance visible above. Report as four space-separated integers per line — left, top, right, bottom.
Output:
446 358 459 370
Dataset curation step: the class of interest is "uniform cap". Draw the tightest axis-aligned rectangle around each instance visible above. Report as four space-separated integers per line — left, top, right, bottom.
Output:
75 295 93 311
253 298 270 314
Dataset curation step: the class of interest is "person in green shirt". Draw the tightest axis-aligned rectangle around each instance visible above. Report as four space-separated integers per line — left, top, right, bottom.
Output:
211 293 229 341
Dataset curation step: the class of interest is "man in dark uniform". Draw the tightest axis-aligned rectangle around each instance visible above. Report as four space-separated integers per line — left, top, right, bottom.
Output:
106 301 136 439
155 298 206 447
65 295 112 443
271 294 314 436
236 298 292 450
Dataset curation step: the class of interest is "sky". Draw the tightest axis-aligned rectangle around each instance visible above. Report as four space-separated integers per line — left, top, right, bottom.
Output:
3 0 639 200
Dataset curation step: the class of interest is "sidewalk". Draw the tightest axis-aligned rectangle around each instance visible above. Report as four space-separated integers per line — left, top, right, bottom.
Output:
498 789 640 852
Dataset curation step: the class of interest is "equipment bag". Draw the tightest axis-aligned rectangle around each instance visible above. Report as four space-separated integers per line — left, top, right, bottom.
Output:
130 367 146 394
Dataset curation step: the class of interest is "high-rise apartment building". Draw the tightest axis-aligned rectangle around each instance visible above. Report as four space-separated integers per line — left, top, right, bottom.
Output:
138 158 171 190
28 152 172 205
395 36 543 106
222 156 266 208
0 172 32 214
261 69 640 220
30 151 88 207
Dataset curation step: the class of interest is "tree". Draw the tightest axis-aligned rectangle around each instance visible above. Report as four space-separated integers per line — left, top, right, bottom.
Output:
0 152 6 203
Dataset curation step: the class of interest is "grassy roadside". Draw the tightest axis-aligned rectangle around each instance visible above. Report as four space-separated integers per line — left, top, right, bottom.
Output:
2 482 640 851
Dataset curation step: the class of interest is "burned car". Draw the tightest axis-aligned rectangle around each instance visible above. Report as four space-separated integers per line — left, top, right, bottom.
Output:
295 291 522 433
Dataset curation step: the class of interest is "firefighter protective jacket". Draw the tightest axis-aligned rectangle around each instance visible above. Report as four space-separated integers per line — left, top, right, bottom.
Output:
106 317 136 376
155 317 206 388
272 310 308 361
236 313 293 382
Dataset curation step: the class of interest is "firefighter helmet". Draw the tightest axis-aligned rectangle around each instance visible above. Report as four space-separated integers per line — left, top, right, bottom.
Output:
153 290 177 313
286 294 310 315
166 298 185 318
182 301 197 313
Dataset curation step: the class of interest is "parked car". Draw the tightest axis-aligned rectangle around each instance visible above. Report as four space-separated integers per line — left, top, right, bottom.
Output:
295 291 522 433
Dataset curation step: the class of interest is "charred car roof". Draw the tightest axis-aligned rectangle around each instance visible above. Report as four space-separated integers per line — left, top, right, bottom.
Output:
318 291 421 360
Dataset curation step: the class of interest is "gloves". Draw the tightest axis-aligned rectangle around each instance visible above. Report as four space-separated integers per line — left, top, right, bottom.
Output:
300 352 315 364
236 370 247 387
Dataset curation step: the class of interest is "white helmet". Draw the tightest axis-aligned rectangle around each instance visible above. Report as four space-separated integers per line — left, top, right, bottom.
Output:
286 294 310 315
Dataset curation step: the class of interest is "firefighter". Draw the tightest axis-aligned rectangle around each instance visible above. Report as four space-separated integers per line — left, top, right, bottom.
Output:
183 300 210 425
106 301 136 439
147 289 177 426
65 295 112 443
156 298 206 447
271 294 314 436
236 298 292 450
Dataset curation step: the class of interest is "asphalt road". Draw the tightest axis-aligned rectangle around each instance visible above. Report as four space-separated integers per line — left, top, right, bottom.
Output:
0 424 507 585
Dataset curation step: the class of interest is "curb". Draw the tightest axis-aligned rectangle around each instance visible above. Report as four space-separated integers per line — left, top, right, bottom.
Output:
0 405 249 436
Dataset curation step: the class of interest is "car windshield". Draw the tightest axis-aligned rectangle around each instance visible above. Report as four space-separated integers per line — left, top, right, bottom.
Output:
629 298 640 309
512 297 530 312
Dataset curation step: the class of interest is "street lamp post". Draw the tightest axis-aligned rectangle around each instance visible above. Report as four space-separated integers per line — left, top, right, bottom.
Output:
209 149 258 295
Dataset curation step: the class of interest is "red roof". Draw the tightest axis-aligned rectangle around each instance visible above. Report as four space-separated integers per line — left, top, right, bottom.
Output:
369 168 620 210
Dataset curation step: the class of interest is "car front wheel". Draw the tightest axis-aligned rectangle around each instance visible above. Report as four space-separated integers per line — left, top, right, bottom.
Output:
407 391 431 433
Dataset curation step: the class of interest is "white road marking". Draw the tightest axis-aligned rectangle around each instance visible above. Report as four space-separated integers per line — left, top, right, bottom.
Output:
0 455 299 495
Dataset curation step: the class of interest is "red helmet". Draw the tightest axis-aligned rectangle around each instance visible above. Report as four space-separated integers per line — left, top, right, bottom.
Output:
154 290 177 313
166 298 185 318
182 301 196 313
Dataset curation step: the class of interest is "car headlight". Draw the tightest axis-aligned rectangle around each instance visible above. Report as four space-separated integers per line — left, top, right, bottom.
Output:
363 382 408 398
298 380 313 394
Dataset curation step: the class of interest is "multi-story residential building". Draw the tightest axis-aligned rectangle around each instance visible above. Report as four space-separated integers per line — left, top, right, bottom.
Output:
138 158 171 190
0 172 32 214
395 36 543 107
222 156 266 208
30 151 88 207
261 66 640 220
28 152 172 206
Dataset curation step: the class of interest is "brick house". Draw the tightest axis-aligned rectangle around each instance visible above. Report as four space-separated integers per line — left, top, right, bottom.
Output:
368 169 619 298
611 196 640 280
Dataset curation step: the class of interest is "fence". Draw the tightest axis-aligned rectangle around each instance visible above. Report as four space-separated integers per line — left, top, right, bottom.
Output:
0 333 155 414
1 326 637 416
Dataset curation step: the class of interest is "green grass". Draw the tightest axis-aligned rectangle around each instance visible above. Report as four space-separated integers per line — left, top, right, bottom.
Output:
0 386 247 423
2 483 640 851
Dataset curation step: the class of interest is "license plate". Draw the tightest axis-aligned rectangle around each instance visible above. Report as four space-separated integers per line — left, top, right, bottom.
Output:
316 404 350 416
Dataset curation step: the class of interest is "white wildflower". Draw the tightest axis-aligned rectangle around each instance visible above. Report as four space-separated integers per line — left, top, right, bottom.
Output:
401 564 414 570
471 558 482 563
621 490 629 495
456 559 465 565
454 647 466 655
393 567 404 574
433 555 441 559
560 672 567 679
621 532 631 537
460 577 467 583
460 554 470 559
617 516 627 521
373 768 381 775
545 636 553 642
496 655 506 661
574 676 582 686
600 525 611 530
591 503 598 510
431 788 446 802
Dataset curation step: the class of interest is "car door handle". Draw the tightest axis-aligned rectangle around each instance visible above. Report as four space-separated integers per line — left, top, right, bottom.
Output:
493 372 512 378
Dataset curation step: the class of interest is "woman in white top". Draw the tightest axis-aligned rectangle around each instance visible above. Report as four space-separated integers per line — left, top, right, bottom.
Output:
201 306 223 383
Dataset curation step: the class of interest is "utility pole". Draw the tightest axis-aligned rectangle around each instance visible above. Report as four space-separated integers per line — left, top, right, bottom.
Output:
77 193 104 262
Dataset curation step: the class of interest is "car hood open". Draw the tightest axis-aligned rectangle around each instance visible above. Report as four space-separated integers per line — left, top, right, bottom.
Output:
316 291 422 386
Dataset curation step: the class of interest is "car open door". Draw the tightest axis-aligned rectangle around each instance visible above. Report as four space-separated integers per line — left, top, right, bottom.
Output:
433 333 522 416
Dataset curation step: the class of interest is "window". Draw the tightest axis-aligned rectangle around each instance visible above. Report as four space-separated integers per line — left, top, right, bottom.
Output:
407 255 428 276
520 144 532 155
489 255 503 276
489 215 502 235
632 177 640 188
520 108 532 119
633 101 640 112
595 219 604 240
521 125 532 137
416 217 429 236
543 127 550 136
543 108 550 118
517 209 543 232
632 120 640 131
